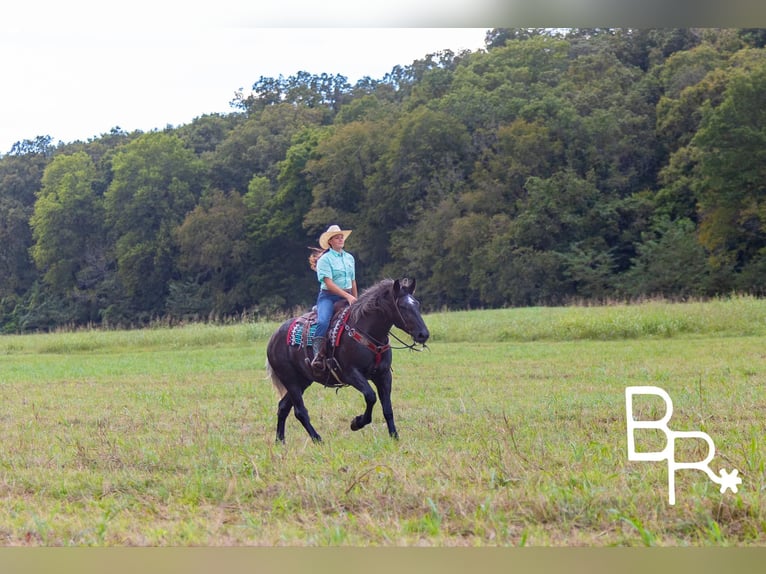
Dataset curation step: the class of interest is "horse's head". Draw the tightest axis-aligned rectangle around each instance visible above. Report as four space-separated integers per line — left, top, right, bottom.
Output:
392 278 430 344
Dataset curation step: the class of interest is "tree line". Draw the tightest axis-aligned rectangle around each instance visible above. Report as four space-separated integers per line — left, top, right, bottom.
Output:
2 28 766 332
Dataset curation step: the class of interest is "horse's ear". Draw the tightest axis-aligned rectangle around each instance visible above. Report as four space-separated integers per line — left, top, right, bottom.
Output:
393 279 401 297
399 278 416 294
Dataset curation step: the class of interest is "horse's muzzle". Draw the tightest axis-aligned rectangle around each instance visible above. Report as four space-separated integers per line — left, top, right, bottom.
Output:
412 328 430 344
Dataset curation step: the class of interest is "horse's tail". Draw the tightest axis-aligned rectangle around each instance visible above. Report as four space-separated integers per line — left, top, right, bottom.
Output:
266 358 288 398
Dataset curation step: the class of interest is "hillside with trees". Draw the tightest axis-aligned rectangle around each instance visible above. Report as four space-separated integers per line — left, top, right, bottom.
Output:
2 28 766 332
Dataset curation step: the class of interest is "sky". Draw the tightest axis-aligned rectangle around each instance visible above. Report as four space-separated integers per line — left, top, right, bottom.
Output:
3 0 760 155
0 1 491 154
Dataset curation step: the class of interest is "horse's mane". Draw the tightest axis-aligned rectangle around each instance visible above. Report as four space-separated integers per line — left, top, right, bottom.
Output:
348 279 395 324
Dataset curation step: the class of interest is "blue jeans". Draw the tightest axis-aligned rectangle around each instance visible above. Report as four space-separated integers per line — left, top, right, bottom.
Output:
315 290 344 339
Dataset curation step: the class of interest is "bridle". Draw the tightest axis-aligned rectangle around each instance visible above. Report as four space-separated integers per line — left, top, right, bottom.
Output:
346 291 428 358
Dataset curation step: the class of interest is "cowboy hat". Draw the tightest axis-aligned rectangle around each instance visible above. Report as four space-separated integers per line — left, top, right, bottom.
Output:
319 224 352 250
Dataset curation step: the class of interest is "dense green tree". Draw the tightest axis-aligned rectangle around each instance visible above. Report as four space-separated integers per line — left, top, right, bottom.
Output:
388 204 485 307
7 135 55 159
232 72 352 116
359 106 472 278
611 28 701 71
30 152 104 297
471 118 564 210
514 170 616 252
302 120 392 278
655 45 729 150
209 104 324 193
472 241 569 306
172 189 250 316
562 240 616 300
104 132 205 315
556 45 660 195
621 217 711 297
438 34 570 140
653 44 733 225
0 150 47 300
692 56 766 284
244 128 324 307
485 28 553 49
0 197 35 300
333 94 398 125
739 28 766 48
176 113 244 156
304 122 380 217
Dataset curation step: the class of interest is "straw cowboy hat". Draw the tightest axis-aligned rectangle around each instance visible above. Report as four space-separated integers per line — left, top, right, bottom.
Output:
319 224 352 250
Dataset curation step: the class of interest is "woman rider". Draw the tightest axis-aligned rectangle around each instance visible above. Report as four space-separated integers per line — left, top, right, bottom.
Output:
308 225 357 372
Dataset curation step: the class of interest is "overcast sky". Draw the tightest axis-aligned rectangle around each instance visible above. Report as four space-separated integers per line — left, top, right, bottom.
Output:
0 2 490 153
4 0 756 154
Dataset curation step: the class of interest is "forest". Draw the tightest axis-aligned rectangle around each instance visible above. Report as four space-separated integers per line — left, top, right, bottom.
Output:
1 28 766 332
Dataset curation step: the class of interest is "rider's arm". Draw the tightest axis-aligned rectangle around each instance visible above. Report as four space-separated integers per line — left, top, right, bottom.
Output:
322 277 357 304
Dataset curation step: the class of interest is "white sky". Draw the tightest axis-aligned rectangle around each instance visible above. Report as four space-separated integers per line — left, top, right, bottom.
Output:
0 2 490 154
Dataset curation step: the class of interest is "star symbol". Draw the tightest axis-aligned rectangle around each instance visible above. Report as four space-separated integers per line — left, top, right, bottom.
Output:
718 468 742 494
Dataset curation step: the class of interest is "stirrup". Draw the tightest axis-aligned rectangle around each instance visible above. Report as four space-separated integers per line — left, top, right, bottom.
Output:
307 351 327 375
312 359 327 373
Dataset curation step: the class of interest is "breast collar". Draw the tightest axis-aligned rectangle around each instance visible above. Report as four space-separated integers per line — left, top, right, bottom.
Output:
338 310 390 368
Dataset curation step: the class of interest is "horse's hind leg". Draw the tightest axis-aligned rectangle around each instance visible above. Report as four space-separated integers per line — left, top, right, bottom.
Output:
289 389 323 443
276 393 293 443
273 379 322 443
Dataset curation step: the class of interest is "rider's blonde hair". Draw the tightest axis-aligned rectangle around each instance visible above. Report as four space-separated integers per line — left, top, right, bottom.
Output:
308 247 327 271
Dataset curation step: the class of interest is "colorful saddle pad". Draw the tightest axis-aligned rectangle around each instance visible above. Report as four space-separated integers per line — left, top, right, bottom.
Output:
287 318 319 348
286 307 350 349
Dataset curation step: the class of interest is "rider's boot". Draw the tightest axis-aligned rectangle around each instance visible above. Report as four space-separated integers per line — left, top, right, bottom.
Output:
310 336 327 374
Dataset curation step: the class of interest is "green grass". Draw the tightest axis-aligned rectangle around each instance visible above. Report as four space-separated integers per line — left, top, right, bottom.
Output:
425 294 766 342
0 297 764 545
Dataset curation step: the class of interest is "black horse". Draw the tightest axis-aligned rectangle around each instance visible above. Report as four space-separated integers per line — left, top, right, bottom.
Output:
266 278 430 443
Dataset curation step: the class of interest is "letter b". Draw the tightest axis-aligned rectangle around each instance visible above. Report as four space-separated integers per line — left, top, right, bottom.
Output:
625 386 674 462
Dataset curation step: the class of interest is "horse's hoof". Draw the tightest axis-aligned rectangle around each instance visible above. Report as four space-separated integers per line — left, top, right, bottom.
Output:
312 435 323 444
350 417 362 431
390 431 399 440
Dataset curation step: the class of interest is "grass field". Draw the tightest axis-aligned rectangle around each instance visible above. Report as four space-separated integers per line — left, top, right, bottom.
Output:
0 296 764 546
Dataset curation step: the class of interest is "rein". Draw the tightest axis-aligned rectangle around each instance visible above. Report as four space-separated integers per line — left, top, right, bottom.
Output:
388 329 428 352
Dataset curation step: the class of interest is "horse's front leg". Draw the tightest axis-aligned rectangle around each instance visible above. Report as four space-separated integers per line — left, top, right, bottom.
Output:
347 370 377 432
372 369 398 439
